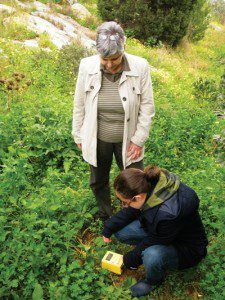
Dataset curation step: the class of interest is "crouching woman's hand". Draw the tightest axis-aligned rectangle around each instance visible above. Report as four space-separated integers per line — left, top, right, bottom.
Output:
103 236 111 243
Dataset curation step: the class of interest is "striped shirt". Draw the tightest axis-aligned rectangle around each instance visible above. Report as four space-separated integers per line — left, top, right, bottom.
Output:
97 55 130 142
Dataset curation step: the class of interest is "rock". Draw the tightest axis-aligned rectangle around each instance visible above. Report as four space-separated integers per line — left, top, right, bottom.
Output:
215 26 222 31
14 0 27 9
3 13 69 48
67 0 77 5
0 4 16 13
31 11 95 49
214 110 225 119
213 134 221 141
1 37 51 51
57 12 96 40
27 15 71 49
211 24 222 31
14 0 50 12
23 39 40 48
4 12 95 50
71 3 91 19
32 1 51 12
1 0 96 50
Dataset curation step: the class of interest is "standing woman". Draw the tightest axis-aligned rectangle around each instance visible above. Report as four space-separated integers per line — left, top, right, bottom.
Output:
72 21 155 220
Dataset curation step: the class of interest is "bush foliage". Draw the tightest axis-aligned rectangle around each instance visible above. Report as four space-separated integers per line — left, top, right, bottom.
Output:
98 0 210 47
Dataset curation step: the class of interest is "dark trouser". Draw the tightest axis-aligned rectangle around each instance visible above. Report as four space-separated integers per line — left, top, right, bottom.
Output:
90 139 144 217
114 220 179 284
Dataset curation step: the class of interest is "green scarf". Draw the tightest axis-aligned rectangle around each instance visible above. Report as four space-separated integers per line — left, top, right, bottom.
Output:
142 168 180 211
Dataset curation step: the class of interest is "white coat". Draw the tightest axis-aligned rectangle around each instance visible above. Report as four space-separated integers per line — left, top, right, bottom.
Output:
71 51 155 168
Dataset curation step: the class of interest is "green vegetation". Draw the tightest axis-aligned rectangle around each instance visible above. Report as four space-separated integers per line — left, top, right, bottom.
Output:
98 0 210 47
187 0 211 42
0 17 37 41
211 0 225 24
38 32 57 50
0 2 225 299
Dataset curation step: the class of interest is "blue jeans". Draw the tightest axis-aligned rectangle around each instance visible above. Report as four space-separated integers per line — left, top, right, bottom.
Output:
114 220 179 284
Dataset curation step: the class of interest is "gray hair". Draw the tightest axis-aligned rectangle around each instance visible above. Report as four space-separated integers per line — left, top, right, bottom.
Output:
96 21 126 58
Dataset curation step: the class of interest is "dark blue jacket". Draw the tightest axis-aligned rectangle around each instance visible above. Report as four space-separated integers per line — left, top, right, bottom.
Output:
102 182 208 269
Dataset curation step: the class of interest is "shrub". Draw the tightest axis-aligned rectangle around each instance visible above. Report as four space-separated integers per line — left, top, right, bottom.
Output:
213 129 225 166
193 77 218 106
218 71 225 108
55 40 94 93
187 0 211 42
0 72 31 112
98 0 208 47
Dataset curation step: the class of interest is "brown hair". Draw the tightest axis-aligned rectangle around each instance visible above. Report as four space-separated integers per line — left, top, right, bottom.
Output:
114 165 160 199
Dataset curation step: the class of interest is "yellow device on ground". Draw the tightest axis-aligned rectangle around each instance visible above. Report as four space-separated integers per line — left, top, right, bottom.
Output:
102 251 124 275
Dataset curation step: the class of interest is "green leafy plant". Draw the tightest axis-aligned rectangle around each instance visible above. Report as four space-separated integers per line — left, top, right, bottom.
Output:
2 21 38 41
98 0 209 47
193 77 218 106
38 32 57 50
0 72 32 111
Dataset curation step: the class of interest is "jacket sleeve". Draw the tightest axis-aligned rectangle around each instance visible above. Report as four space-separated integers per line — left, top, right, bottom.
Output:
123 219 182 268
71 59 85 144
102 206 141 238
130 60 155 147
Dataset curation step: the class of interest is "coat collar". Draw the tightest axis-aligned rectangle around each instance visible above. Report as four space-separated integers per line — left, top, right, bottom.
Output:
87 52 139 77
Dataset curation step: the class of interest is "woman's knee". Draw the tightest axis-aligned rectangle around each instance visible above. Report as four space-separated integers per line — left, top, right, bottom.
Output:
114 220 142 243
114 230 129 243
142 245 164 268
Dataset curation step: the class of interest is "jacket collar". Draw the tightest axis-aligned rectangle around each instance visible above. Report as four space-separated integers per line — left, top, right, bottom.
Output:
87 52 139 77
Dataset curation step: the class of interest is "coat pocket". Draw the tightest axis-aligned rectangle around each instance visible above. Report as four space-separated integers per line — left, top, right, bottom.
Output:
131 82 141 110
84 78 99 104
131 77 141 95
132 84 141 95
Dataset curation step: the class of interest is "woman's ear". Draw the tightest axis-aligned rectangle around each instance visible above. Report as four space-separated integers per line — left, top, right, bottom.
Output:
133 195 142 202
134 194 147 203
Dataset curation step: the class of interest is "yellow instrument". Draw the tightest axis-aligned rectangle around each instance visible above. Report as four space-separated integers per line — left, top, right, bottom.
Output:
101 251 124 275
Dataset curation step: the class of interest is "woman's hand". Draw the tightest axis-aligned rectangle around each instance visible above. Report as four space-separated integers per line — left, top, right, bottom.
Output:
127 142 142 160
103 236 111 243
77 143 82 150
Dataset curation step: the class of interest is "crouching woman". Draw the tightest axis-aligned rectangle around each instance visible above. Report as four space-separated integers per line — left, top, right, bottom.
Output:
102 165 208 298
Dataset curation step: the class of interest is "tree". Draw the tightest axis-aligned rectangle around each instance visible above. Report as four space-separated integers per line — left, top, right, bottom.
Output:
187 0 211 42
98 0 209 47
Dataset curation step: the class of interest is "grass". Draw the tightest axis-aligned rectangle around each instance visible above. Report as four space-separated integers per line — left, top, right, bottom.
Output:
38 31 57 50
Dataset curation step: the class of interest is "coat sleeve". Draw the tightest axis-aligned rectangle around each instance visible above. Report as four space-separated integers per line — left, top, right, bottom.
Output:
130 60 155 147
71 59 85 144
102 206 141 238
123 219 182 268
